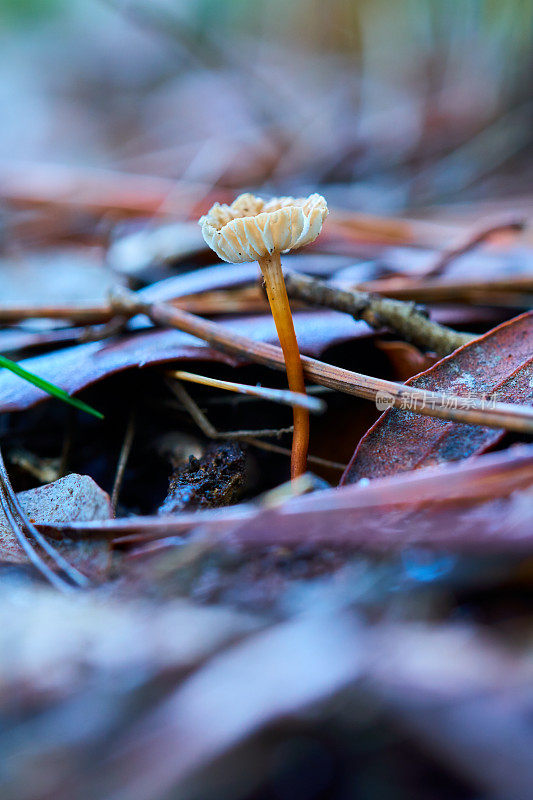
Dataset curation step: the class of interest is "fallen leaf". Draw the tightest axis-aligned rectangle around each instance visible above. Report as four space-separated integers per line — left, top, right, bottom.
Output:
0 325 88 357
0 473 113 564
343 312 533 483
367 625 533 800
48 445 533 555
202 445 533 555
375 340 437 381
0 311 372 413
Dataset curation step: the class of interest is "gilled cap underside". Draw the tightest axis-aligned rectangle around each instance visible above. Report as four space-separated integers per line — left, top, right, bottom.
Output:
199 192 328 263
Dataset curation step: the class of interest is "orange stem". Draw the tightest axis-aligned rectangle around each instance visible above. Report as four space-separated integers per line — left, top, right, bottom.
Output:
259 253 309 479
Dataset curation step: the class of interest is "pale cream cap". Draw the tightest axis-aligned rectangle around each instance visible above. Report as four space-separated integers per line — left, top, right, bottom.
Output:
199 192 328 263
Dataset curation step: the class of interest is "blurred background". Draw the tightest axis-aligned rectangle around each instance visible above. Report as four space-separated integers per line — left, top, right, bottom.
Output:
1 6 533 800
1 0 532 216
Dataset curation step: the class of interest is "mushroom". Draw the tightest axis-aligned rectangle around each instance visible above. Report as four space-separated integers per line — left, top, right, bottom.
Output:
199 192 328 478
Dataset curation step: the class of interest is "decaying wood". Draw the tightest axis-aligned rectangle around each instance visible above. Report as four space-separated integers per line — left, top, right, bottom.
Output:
284 271 472 355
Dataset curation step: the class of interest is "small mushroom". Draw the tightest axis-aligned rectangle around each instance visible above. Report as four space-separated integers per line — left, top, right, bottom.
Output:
199 192 328 478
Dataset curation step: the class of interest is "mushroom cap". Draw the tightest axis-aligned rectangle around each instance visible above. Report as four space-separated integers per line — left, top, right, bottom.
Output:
199 192 328 263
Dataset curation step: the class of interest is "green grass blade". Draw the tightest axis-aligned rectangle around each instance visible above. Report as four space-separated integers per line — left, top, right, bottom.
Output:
0 354 104 419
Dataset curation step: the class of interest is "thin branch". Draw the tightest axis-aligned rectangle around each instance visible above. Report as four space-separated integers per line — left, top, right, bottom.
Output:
359 274 533 304
202 384 333 407
284 271 472 356
0 158 208 217
0 305 116 325
109 293 533 435
111 409 136 512
166 380 343 471
168 370 326 414
0 454 70 590
0 291 262 327
2 272 530 329
243 437 347 472
167 379 292 440
81 315 131 341
426 217 526 278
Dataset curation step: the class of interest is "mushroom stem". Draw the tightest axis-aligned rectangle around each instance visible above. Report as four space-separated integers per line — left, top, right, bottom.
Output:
258 252 309 478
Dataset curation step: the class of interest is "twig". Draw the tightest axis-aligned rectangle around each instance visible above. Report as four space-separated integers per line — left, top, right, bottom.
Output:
0 450 70 590
1 272 530 328
8 449 60 484
167 379 292 440
244 437 347 472
426 217 526 278
111 409 136 512
111 294 533 434
167 380 343 471
284 271 472 356
203 384 333 407
168 370 326 414
0 290 261 328
358 274 533 304
0 305 116 325
81 315 131 342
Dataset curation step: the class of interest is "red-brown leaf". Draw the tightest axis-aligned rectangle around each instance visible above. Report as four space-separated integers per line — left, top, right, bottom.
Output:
342 312 533 484
0 311 372 413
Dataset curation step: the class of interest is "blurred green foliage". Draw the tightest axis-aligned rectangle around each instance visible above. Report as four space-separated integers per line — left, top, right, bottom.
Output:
1 0 532 55
0 0 63 25
180 0 533 54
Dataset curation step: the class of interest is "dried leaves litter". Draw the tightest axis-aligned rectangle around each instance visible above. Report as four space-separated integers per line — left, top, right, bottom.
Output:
0 204 532 800
1 13 533 797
